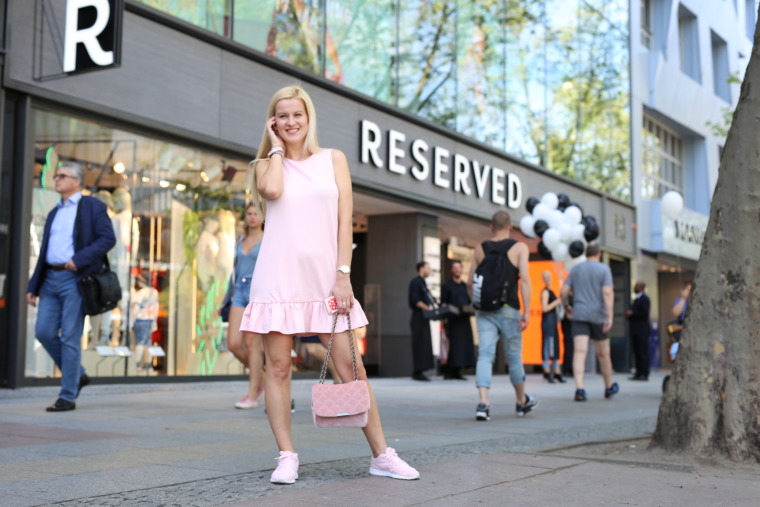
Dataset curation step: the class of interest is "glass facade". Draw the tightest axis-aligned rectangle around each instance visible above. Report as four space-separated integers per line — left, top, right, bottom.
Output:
137 0 631 200
27 109 253 378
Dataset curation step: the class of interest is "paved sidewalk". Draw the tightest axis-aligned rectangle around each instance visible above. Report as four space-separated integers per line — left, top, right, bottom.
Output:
230 450 759 507
0 372 676 506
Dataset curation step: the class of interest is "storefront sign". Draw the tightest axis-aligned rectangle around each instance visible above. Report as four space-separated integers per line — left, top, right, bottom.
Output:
662 207 708 260
63 0 123 74
360 120 522 209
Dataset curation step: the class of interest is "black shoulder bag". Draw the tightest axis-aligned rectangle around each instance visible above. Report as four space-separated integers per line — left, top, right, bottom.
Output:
422 286 460 321
76 198 122 316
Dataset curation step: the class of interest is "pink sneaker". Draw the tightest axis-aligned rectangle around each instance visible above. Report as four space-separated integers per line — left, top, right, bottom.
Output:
369 447 420 480
270 451 299 484
234 395 258 409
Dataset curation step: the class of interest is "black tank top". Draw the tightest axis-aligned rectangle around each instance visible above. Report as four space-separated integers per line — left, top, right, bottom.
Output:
483 239 520 310
542 288 557 315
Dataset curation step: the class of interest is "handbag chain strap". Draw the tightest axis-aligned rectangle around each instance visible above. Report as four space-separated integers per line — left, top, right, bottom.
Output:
319 313 359 384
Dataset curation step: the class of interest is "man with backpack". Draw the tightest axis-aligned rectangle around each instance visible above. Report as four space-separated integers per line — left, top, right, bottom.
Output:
468 211 537 420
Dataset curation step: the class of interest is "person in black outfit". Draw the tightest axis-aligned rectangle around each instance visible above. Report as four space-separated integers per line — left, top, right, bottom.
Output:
625 281 651 381
441 261 475 380
540 271 565 383
409 261 434 381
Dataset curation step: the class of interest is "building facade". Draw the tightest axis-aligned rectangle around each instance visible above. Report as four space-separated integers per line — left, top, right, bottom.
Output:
0 0 640 388
631 0 754 365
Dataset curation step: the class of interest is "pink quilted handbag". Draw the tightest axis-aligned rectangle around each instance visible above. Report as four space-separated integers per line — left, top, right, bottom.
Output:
311 314 370 428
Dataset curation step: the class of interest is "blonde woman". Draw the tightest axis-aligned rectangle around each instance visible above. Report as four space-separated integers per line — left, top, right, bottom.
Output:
240 86 419 484
222 203 265 408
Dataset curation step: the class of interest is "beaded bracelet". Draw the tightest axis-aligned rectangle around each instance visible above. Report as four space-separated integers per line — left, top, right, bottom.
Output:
269 150 284 158
268 146 283 157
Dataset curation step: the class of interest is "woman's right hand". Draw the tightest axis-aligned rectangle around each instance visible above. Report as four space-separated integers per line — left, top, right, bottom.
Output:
266 116 283 148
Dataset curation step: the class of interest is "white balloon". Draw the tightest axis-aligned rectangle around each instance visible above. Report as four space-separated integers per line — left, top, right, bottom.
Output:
571 223 586 242
519 215 537 238
547 209 565 229
532 203 552 221
541 192 559 210
543 228 561 251
552 242 569 262
558 223 573 243
563 205 582 225
661 191 684 219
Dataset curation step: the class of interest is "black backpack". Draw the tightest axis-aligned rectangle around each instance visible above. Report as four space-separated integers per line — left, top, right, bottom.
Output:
472 240 515 311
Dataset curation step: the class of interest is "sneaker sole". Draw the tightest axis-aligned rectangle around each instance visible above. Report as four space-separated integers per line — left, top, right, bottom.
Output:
516 399 540 417
270 474 298 484
235 404 258 409
369 467 420 480
475 412 490 421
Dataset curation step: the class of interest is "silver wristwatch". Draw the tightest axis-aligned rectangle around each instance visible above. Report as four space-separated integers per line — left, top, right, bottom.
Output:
337 265 351 275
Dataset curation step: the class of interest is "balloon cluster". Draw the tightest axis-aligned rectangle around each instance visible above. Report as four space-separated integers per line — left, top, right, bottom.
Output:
519 192 600 270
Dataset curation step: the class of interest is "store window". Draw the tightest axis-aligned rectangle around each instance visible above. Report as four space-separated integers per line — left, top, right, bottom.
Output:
641 116 684 199
27 109 252 378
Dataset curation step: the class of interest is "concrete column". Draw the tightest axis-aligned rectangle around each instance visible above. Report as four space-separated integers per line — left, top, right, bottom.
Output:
366 213 438 377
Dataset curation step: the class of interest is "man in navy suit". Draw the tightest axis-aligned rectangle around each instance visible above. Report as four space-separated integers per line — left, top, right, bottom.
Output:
625 281 652 381
26 162 116 411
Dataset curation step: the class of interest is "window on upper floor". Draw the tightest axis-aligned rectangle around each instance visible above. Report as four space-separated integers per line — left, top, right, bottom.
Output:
678 4 701 83
642 116 684 199
711 31 731 103
747 0 757 41
641 0 653 48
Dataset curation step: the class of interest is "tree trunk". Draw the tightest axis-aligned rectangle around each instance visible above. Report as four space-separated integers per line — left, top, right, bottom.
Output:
649 14 760 463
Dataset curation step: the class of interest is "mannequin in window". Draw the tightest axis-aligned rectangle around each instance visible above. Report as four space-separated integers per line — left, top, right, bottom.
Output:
111 187 133 342
196 217 220 292
131 272 159 371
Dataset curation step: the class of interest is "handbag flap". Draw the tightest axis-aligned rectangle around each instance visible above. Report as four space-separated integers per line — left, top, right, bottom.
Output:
311 380 370 417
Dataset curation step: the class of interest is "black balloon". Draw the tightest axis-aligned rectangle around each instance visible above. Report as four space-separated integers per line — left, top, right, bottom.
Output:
533 219 550 238
526 196 540 214
557 193 571 208
569 240 585 258
558 204 568 212
583 216 600 242
537 241 553 260
570 202 585 217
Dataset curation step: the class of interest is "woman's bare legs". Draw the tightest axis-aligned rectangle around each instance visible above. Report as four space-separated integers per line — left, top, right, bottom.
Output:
263 332 295 452
318 330 388 457
304 342 340 382
227 306 248 366
244 333 264 399
229 306 264 400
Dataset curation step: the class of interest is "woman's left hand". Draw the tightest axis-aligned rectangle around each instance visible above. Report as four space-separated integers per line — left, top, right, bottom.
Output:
331 277 354 315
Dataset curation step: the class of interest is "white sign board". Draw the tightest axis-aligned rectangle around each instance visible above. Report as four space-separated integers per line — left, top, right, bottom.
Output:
662 208 708 261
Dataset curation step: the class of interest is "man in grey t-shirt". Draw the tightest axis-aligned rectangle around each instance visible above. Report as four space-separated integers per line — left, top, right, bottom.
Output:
560 243 619 402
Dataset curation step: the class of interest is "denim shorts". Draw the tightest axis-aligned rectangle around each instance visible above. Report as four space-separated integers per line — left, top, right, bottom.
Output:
133 319 153 346
231 277 252 308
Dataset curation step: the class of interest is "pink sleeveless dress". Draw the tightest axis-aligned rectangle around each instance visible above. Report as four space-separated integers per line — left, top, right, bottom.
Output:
240 149 369 335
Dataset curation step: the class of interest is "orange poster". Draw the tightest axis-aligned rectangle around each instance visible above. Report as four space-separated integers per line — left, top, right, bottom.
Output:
519 261 569 365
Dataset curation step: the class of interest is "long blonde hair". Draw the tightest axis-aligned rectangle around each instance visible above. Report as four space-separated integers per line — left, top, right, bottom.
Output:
250 85 321 216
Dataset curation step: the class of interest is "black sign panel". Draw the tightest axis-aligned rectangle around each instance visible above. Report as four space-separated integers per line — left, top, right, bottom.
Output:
68 0 123 74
